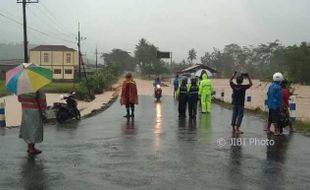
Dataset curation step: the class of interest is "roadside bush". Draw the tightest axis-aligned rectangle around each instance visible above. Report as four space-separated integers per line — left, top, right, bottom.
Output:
42 82 79 93
76 67 119 101
0 80 10 97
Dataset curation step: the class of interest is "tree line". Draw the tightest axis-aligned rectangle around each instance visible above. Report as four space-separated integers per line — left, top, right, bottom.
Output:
101 38 170 76
199 40 310 84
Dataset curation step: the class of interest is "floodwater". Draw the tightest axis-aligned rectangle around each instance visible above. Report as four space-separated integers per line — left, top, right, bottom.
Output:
0 96 309 190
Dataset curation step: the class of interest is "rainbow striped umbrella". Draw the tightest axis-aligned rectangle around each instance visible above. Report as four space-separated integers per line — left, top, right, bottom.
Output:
5 63 53 95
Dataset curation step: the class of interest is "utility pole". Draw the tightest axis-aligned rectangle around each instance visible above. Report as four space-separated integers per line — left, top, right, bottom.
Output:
17 0 38 63
76 23 91 98
95 44 98 70
76 22 86 80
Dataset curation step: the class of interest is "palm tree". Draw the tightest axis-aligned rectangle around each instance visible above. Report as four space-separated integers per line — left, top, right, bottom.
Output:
187 48 197 64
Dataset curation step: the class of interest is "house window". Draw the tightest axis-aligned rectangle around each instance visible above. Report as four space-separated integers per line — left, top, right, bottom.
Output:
54 69 61 74
43 53 49 63
66 53 71 63
65 69 72 74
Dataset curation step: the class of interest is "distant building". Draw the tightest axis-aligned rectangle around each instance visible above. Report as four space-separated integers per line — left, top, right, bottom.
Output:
0 59 22 80
29 45 79 80
178 63 218 78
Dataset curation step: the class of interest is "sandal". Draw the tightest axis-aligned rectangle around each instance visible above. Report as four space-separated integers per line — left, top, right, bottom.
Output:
28 149 42 155
236 130 244 134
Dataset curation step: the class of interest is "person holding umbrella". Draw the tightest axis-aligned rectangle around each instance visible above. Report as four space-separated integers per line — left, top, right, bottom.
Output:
6 63 52 155
18 90 47 155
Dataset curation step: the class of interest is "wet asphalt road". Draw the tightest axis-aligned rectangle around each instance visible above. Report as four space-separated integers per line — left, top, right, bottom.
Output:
0 95 310 190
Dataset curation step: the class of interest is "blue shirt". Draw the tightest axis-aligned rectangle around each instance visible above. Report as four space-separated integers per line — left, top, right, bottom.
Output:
173 78 179 89
267 82 283 110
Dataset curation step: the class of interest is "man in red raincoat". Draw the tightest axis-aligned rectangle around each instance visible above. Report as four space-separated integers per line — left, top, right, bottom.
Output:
120 73 138 117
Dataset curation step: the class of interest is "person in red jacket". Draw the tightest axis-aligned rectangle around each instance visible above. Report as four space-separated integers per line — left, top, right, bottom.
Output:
281 80 294 132
120 73 138 117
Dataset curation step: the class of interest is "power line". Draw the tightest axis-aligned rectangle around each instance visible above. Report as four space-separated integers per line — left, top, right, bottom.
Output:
0 11 75 44
39 0 76 36
27 5 75 41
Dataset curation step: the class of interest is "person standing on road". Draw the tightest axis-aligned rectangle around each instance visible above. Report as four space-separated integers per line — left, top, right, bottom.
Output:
188 78 199 119
266 72 283 136
18 90 47 155
173 75 179 97
120 72 138 118
229 72 253 134
198 73 213 113
280 79 294 132
176 78 188 118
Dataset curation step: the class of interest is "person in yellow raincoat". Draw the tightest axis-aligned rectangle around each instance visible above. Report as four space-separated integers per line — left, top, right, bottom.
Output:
199 73 213 113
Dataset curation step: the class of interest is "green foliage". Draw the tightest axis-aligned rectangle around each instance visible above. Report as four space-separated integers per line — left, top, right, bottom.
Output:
0 80 10 97
284 42 310 84
187 48 197 64
200 41 310 83
76 67 119 100
101 49 136 73
134 38 170 75
296 120 310 133
42 82 79 93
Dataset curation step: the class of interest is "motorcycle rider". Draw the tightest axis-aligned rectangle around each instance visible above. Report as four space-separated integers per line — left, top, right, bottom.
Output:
188 78 199 119
199 73 213 113
153 77 162 99
176 78 188 118
153 77 161 87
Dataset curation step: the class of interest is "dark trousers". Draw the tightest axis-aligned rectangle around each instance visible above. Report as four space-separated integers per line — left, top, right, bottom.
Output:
178 95 187 117
125 103 135 115
188 97 198 118
231 105 244 128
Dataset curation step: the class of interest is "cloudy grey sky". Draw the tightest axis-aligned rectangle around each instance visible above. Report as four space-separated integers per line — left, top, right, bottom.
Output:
1 0 310 62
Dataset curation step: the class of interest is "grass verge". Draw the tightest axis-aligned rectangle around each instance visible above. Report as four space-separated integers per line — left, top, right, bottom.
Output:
213 98 310 135
0 80 11 97
42 82 80 93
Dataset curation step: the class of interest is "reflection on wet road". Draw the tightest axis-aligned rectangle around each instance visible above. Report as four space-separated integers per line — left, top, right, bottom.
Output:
0 96 310 190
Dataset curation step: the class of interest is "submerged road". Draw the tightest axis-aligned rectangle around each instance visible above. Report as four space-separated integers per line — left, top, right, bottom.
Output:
0 95 310 190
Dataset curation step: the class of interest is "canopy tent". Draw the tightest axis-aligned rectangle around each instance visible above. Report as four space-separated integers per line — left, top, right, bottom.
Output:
177 64 217 78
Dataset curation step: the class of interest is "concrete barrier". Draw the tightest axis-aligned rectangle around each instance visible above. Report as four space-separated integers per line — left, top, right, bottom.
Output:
0 102 6 127
289 95 296 124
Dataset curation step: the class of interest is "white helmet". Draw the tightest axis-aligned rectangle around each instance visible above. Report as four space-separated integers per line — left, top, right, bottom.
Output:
273 72 283 82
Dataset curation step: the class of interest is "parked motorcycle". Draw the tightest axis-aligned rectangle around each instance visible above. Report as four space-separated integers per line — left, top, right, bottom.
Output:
154 84 162 101
53 92 81 123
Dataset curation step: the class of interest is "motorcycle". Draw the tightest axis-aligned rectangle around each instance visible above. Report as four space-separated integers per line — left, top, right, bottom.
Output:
53 91 81 123
154 84 162 101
